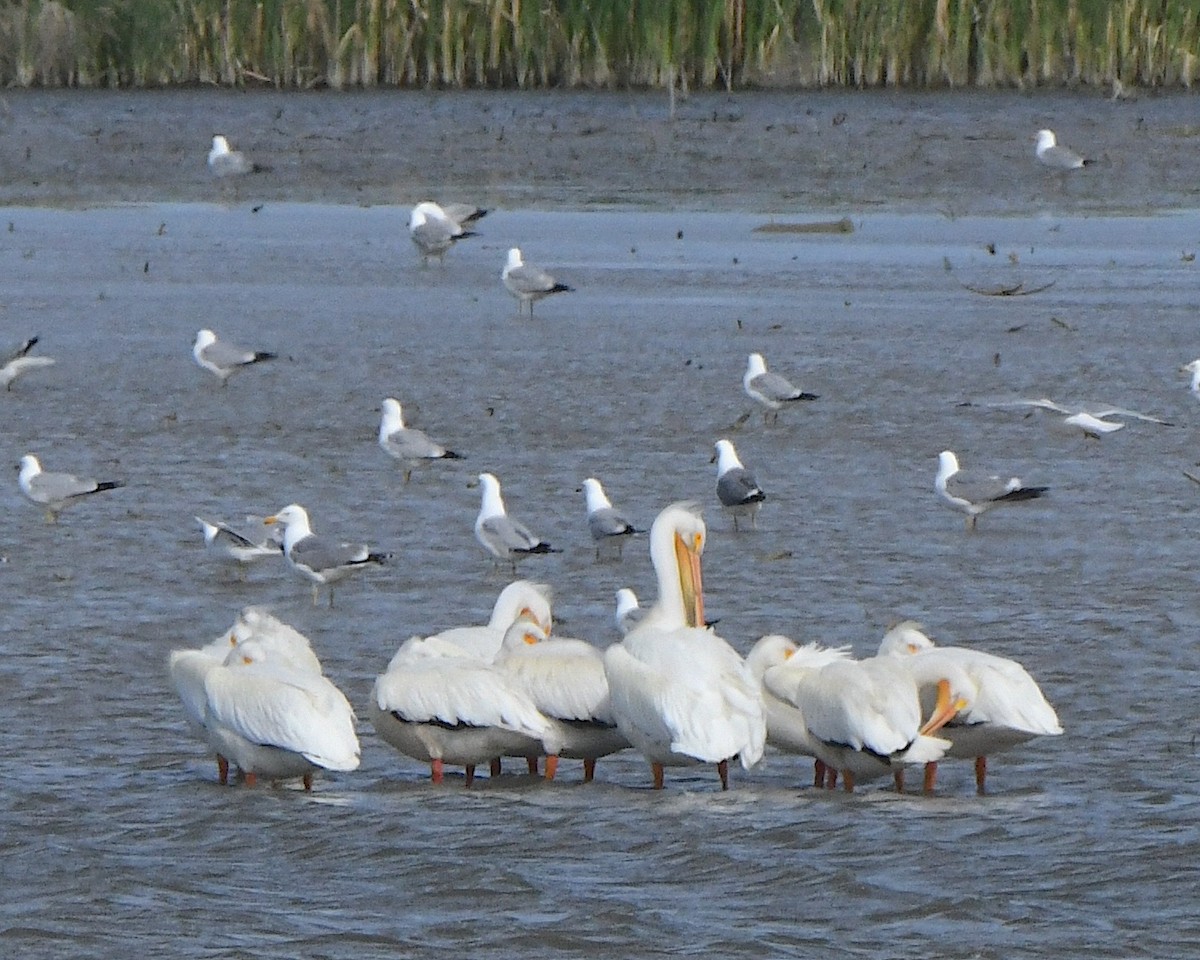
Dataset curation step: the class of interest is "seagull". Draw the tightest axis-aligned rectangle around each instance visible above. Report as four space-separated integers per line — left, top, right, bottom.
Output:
963 396 1173 432
501 248 573 317
192 329 276 385
743 353 817 422
1062 411 1124 440
935 450 1047 532
713 438 765 530
614 588 645 636
439 203 488 228
206 135 264 178
1181 360 1200 399
580 477 641 559
195 516 282 574
408 201 479 266
17 454 123 523
263 503 388 607
1035 129 1089 170
474 473 559 569
378 398 462 482
1 336 55 391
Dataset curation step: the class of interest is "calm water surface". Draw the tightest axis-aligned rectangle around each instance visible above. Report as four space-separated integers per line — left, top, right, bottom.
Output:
1 203 1198 958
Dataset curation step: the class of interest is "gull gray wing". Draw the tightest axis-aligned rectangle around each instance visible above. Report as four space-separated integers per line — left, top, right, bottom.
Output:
506 264 560 295
589 507 636 540
28 471 105 504
479 515 542 554
383 426 447 461
289 534 371 575
718 468 765 507
750 370 807 403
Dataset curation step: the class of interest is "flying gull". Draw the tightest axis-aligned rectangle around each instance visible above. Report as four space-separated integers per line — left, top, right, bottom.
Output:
1 336 55 391
580 477 641 559
192 329 277 385
18 454 123 523
264 503 388 607
475 472 559 569
964 396 1173 428
502 248 573 317
378 397 462 483
713 438 766 531
743 353 817 422
935 450 1047 532
1035 129 1090 170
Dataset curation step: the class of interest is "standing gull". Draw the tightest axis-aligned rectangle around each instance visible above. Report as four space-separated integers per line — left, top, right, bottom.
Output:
581 477 641 559
935 450 1047 532
378 397 462 483
1181 360 1200 400
18 454 123 523
408 201 479 266
192 329 276 385
501 248 573 317
1035 129 1090 170
474 473 559 569
713 438 766 531
207 135 264 178
439 203 488 228
743 353 817 423
264 503 388 607
1 336 55 391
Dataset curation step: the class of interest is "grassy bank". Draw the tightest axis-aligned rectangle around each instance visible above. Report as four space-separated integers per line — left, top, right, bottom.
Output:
1 0 1196 90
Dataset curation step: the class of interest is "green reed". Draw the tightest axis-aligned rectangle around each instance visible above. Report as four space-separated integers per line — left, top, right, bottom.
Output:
0 0 1195 89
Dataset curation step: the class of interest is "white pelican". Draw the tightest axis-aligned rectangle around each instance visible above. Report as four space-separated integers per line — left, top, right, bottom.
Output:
263 503 388 607
742 353 817 423
202 639 360 790
787 650 965 793
501 247 573 317
878 621 1063 793
432 579 553 661
1034 129 1089 170
603 502 765 790
369 633 557 785
581 477 640 559
744 634 853 786
713 439 765 531
229 606 324 676
192 329 276 385
195 516 282 573
169 627 241 784
474 472 559 569
935 450 1047 532
18 454 123 523
408 201 478 266
1 335 55 391
378 397 462 483
496 618 628 781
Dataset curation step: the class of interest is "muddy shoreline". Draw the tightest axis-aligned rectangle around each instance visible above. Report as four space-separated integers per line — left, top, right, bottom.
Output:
1 87 1199 212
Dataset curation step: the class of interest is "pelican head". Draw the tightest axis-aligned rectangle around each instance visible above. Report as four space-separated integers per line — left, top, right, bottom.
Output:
646 501 706 630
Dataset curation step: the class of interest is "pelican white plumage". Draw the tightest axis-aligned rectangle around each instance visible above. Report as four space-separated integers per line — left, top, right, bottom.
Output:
496 618 628 781
408 201 479 266
378 397 462 482
264 503 388 607
581 477 640 559
17 453 123 523
1 336 55 391
474 472 559 568
431 579 553 661
935 450 1047 532
878 621 1063 793
744 634 853 786
501 247 573 317
369 633 557 785
603 502 765 790
742 353 818 422
202 638 360 790
713 439 765 531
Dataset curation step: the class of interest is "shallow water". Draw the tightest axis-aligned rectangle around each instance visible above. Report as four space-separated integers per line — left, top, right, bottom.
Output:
2 202 1199 958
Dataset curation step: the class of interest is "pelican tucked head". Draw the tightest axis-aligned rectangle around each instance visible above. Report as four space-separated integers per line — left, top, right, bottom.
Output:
489 579 553 634
878 620 936 657
500 615 548 653
647 501 706 630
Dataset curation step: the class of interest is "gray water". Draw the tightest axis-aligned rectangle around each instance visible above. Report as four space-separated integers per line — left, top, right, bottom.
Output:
1 202 1198 958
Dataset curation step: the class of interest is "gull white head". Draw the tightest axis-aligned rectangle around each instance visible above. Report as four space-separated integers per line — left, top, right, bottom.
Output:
193 329 217 353
380 398 405 436
1035 129 1057 155
409 201 446 230
263 503 313 546
936 450 960 485
18 454 41 484
502 248 523 276
581 477 613 512
746 353 767 378
713 439 744 474
209 135 231 160
477 472 506 518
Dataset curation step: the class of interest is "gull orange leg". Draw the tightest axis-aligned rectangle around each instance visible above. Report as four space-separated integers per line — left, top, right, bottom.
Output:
583 758 596 783
651 762 665 790
543 755 559 781
717 759 729 791
975 756 987 794
431 758 444 784
217 755 229 785
923 761 938 794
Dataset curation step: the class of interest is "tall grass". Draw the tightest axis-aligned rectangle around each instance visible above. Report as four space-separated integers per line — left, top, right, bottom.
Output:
0 0 1195 89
